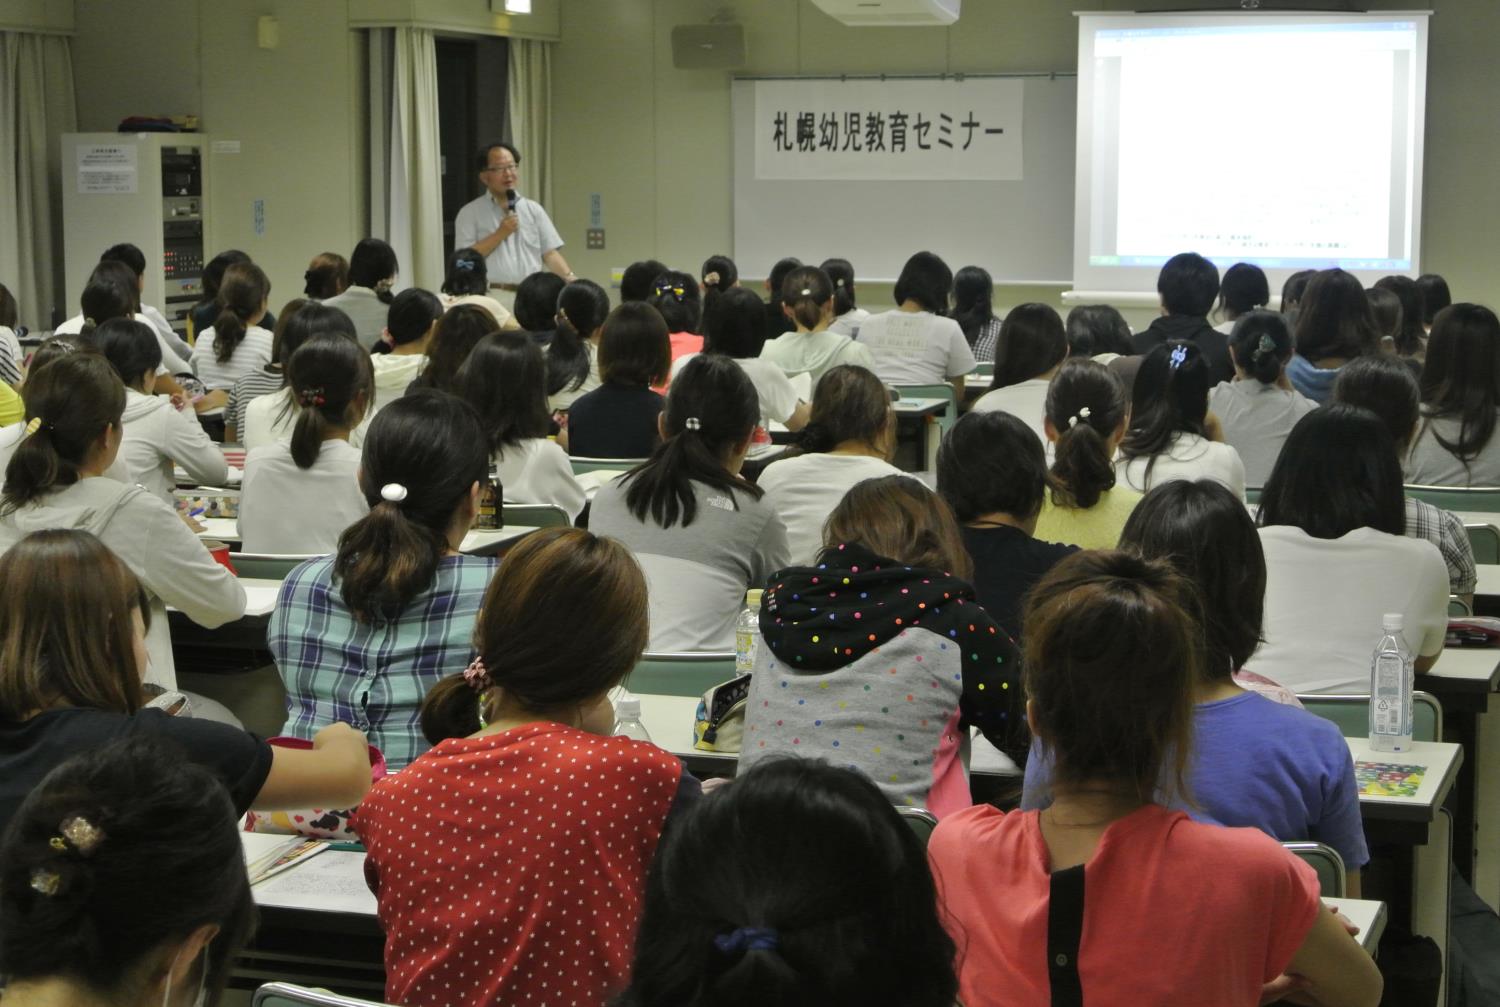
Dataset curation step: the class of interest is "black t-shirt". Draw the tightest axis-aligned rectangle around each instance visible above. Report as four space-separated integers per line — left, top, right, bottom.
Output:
0 707 273 836
961 525 1078 642
567 383 665 459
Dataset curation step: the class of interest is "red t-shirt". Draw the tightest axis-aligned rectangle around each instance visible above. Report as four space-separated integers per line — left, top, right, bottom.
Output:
927 802 1322 1007
652 332 705 395
354 722 684 1007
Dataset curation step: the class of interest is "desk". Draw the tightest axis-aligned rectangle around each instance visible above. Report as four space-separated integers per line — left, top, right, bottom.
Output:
194 519 538 557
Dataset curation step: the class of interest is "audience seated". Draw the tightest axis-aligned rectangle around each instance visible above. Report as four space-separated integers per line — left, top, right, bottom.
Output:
99 243 195 363
546 278 609 411
268 391 495 769
857 251 976 396
191 250 276 337
1367 284 1404 352
189 262 274 397
1404 303 1500 486
938 409 1076 643
1287 268 1381 403
616 760 958 1007
1119 341 1247 499
371 288 440 418
1375 274 1428 362
1132 252 1232 383
758 364 900 564
322 238 399 349
590 354 789 651
954 264 1002 361
649 268 706 389
57 261 188 385
226 297 307 441
757 265 875 390
438 247 517 329
241 302 361 450
1064 303 1134 363
1417 273 1452 331
742 474 1028 813
620 258 669 304
565 302 670 459
303 249 349 299
762 255 803 342
929 550 1382 1007
404 303 495 396
512 269 566 343
1251 405 1447 693
1213 261 1270 335
971 302 1068 445
821 256 869 338
356 527 696 1007
698 253 738 332
1207 310 1316 487
1280 268 1314 329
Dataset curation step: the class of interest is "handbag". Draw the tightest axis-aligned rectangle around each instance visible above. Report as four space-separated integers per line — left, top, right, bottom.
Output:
693 674 752 753
243 737 387 839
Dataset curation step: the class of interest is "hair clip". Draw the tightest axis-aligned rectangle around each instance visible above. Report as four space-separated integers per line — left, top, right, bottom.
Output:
30 868 61 897
714 926 779 955
702 271 720 287
297 386 327 408
655 283 686 300
454 258 477 272
380 483 409 503
1169 345 1189 370
1253 333 1277 359
799 288 813 297
462 657 492 692
684 417 702 431
834 278 845 288
58 816 105 855
24 416 44 437
375 278 395 294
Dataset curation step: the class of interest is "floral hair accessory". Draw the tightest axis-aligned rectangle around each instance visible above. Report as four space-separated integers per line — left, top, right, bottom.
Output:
655 282 687 300
380 483 409 504
1253 333 1277 360
58 816 105 854
297 386 327 408
1068 406 1091 429
703 271 721 287
463 658 492 692
30 869 61 896
684 417 702 431
1169 345 1189 370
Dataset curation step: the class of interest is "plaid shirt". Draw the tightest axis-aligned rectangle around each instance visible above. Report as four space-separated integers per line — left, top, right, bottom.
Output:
1406 496 1477 596
971 318 1004 363
269 553 497 769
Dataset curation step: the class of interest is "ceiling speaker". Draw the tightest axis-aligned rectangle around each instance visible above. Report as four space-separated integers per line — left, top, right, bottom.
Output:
671 24 746 70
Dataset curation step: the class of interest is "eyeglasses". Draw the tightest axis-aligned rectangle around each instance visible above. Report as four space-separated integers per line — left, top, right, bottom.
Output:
484 163 519 174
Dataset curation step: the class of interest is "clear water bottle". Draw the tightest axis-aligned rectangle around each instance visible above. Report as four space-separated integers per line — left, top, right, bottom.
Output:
1369 613 1414 752
735 589 765 675
613 693 652 742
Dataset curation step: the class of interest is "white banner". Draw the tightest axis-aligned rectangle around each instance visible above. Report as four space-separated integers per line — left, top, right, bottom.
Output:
751 77 1024 182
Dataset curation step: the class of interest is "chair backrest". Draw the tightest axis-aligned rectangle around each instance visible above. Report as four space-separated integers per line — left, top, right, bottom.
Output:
1466 523 1500 565
892 383 957 437
570 456 646 477
230 552 318 580
897 805 940 847
1245 486 1263 506
1406 484 1500 513
253 982 397 1007
1297 690 1442 742
1282 841 1347 898
627 652 738 698
500 503 570 528
1451 595 1473 617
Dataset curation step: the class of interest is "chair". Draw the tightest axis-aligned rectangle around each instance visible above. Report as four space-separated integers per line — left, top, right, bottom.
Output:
1405 484 1500 513
570 456 645 477
499 503 570 528
230 552 318 580
1245 486 1263 506
1451 595 1473 617
253 982 398 1007
1297 691 1442 742
891 382 958 438
1282 841 1348 897
1465 523 1500 565
627 653 738 698
897 806 940 847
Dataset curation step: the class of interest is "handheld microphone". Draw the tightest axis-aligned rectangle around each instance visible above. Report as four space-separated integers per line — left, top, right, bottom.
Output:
505 188 517 212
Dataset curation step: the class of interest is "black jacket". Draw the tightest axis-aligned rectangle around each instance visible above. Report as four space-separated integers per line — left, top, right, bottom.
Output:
1132 314 1233 385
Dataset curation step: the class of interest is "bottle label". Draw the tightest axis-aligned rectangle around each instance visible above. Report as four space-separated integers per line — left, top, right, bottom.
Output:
1371 653 1405 735
736 630 756 674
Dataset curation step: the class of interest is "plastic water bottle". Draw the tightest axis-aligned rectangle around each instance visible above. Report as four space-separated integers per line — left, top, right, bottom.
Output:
613 693 652 743
735 589 765 675
1369 613 1414 752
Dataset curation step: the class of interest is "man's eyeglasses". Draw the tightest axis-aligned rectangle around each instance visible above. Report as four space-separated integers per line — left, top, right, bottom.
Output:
484 163 519 174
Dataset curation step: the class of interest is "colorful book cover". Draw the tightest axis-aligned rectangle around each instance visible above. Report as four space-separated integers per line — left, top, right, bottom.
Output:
1355 761 1426 799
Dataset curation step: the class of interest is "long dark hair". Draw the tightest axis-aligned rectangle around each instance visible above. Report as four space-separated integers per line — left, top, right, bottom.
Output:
549 279 609 396
211 262 270 364
952 265 996 347
334 391 489 622
2 354 126 514
1374 275 1427 357
348 238 398 304
456 332 551 453
622 354 762 529
700 254 738 334
990 303 1066 390
77 262 139 336
780 267 833 331
1044 358 1127 509
819 258 858 316
615 760 958 1007
1119 341 1212 488
82 318 162 390
286 334 374 469
1417 303 1500 464
1294 269 1380 363
1259 404 1405 538
410 305 495 393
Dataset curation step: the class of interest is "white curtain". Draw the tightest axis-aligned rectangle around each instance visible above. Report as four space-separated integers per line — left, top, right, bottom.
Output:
507 38 553 210
368 27 444 293
0 32 77 330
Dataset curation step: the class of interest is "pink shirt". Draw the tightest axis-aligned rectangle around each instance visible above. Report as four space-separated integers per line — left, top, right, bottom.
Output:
927 802 1321 1007
653 332 705 395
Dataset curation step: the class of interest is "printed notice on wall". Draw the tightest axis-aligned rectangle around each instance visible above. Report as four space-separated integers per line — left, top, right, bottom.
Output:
753 78 1024 182
76 144 138 194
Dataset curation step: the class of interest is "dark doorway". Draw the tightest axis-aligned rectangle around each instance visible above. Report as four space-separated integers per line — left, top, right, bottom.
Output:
436 36 509 246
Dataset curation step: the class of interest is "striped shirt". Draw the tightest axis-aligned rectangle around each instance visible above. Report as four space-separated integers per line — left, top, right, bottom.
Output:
1406 496 1477 596
226 367 285 438
268 553 497 769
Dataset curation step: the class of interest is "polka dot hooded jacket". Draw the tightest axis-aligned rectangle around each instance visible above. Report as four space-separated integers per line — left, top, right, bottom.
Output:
740 542 1028 817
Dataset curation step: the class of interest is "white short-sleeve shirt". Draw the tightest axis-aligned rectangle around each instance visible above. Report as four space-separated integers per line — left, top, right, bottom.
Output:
855 309 976 386
238 438 368 554
453 192 564 285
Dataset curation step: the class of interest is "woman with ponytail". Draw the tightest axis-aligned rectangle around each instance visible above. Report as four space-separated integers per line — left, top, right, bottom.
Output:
821 257 869 337
238 334 374 553
759 265 875 390
1120 341 1247 499
0 354 246 690
356 527 696 1007
1207 310 1317 486
268 391 494 769
649 268 706 389
546 277 610 411
324 238 400 350
564 302 671 458
758 364 899 564
303 251 349 300
617 760 956 1007
591 354 791 651
189 261 273 395
1031 357 1141 550
699 253 738 334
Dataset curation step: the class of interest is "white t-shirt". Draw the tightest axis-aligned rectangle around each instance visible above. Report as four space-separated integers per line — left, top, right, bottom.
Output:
1119 432 1246 501
970 377 1053 447
759 330 876 391
238 438 368 554
1404 412 1500 488
494 438 587 523
320 287 391 351
190 324 274 390
1250 525 1448 693
240 389 370 453
758 452 905 565
855 309 976 386
452 192 564 286
828 307 870 338
1207 380 1317 488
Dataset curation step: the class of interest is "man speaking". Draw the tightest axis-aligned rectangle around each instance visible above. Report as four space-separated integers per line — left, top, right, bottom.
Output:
453 141 576 304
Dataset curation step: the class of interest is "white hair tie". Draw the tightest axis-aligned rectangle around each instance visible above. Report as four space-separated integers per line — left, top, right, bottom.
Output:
1068 406 1092 429
684 417 702 431
703 271 720 287
799 288 813 296
381 483 409 503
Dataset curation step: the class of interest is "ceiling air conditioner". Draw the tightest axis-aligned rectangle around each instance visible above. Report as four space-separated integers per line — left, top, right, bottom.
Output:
807 0 960 27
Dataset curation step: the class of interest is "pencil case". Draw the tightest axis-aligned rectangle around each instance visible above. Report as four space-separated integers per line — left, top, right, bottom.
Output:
243 736 386 839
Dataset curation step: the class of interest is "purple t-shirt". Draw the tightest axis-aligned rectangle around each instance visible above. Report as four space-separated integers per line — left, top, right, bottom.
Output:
1022 691 1368 869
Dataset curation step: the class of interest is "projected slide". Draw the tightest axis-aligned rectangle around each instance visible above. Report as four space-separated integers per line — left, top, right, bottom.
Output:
1073 15 1427 294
